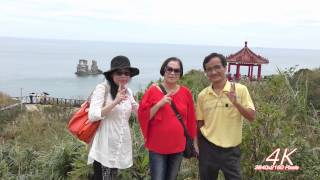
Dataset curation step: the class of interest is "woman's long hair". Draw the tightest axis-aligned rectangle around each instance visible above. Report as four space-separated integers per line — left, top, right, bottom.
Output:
105 75 118 100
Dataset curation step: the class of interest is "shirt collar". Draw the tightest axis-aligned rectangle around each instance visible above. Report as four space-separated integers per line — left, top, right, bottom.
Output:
222 80 232 93
207 80 231 96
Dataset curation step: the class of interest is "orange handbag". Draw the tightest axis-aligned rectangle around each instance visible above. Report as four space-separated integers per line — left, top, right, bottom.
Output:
68 100 100 144
68 84 108 144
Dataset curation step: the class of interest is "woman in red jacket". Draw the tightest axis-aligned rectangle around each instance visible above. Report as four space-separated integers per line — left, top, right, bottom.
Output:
138 57 197 180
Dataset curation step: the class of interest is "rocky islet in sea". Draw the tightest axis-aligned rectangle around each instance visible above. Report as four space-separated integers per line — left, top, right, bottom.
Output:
75 59 102 76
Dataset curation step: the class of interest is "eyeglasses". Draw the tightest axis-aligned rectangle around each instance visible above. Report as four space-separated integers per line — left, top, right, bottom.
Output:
165 66 181 74
114 70 131 76
205 65 224 74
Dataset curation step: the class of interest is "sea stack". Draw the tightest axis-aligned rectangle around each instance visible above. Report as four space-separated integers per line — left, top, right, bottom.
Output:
75 59 102 76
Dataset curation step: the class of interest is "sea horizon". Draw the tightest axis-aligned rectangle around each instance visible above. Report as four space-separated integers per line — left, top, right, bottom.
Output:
1 36 319 99
2 36 320 51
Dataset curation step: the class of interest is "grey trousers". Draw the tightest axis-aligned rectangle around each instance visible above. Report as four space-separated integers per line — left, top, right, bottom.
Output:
93 161 118 180
198 134 241 180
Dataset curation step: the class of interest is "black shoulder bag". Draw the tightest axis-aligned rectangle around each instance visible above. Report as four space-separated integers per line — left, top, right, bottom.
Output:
158 84 196 158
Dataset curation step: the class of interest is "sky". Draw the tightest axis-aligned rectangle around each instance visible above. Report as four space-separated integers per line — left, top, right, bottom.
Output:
0 0 320 49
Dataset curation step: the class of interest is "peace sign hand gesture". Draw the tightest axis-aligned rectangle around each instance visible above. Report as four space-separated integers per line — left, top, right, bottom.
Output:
157 91 173 107
115 84 128 104
225 82 237 104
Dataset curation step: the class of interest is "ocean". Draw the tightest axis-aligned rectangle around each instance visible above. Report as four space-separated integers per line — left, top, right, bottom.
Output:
0 37 319 99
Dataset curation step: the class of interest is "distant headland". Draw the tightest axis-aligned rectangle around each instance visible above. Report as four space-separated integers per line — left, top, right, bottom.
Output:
75 59 103 76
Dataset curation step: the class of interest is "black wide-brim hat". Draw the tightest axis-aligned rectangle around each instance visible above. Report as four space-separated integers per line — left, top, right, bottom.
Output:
103 56 139 79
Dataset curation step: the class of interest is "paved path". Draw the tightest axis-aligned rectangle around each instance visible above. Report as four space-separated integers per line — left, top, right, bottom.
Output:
0 103 20 111
25 104 39 112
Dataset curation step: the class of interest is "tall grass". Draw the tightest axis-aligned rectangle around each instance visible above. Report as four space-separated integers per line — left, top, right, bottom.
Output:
240 68 320 179
0 92 18 107
0 105 85 179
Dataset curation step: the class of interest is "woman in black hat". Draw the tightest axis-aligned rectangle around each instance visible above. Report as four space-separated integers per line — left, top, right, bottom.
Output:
88 56 139 180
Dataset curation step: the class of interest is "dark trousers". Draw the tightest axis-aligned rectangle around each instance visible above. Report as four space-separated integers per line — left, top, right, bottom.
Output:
92 161 118 180
149 151 183 180
198 134 241 180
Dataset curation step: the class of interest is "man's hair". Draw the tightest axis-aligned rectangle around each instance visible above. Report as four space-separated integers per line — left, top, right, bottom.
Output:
160 57 183 77
203 53 227 70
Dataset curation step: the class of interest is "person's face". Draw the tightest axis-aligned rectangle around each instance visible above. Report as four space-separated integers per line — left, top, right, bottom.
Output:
112 68 131 86
204 57 226 84
163 61 181 84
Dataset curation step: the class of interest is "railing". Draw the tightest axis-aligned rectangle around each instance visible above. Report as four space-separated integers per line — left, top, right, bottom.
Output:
5 96 85 107
19 96 85 107
0 96 84 111
227 74 270 81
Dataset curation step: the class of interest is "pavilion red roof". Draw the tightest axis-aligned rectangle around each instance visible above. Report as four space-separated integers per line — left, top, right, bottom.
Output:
226 42 269 64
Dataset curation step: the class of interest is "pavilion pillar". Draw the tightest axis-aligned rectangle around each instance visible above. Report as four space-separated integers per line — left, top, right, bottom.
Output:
258 64 262 80
227 63 231 80
250 65 254 80
247 65 251 77
236 64 240 80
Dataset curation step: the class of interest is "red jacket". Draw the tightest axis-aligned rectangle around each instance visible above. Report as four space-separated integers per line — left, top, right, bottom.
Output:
138 85 197 154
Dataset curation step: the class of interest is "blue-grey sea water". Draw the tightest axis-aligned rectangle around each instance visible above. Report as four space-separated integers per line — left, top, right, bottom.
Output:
0 37 319 98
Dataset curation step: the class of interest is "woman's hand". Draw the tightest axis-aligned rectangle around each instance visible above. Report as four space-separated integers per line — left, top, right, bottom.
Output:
101 84 127 117
114 84 128 104
149 91 173 119
156 92 173 107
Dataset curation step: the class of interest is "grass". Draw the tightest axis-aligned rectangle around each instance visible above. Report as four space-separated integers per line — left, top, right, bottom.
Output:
0 92 18 107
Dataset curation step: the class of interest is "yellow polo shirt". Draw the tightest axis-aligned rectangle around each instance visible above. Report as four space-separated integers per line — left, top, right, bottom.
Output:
196 81 255 148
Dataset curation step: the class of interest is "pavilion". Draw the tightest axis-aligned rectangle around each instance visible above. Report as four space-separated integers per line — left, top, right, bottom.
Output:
226 41 269 81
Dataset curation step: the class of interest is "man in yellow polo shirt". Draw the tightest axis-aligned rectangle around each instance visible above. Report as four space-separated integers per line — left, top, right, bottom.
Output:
195 53 255 180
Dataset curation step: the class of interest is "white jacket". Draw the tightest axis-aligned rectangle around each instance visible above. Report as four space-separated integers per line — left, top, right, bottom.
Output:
88 81 138 169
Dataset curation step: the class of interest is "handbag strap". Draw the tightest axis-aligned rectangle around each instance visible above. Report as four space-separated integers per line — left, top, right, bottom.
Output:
87 81 110 106
158 83 191 138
